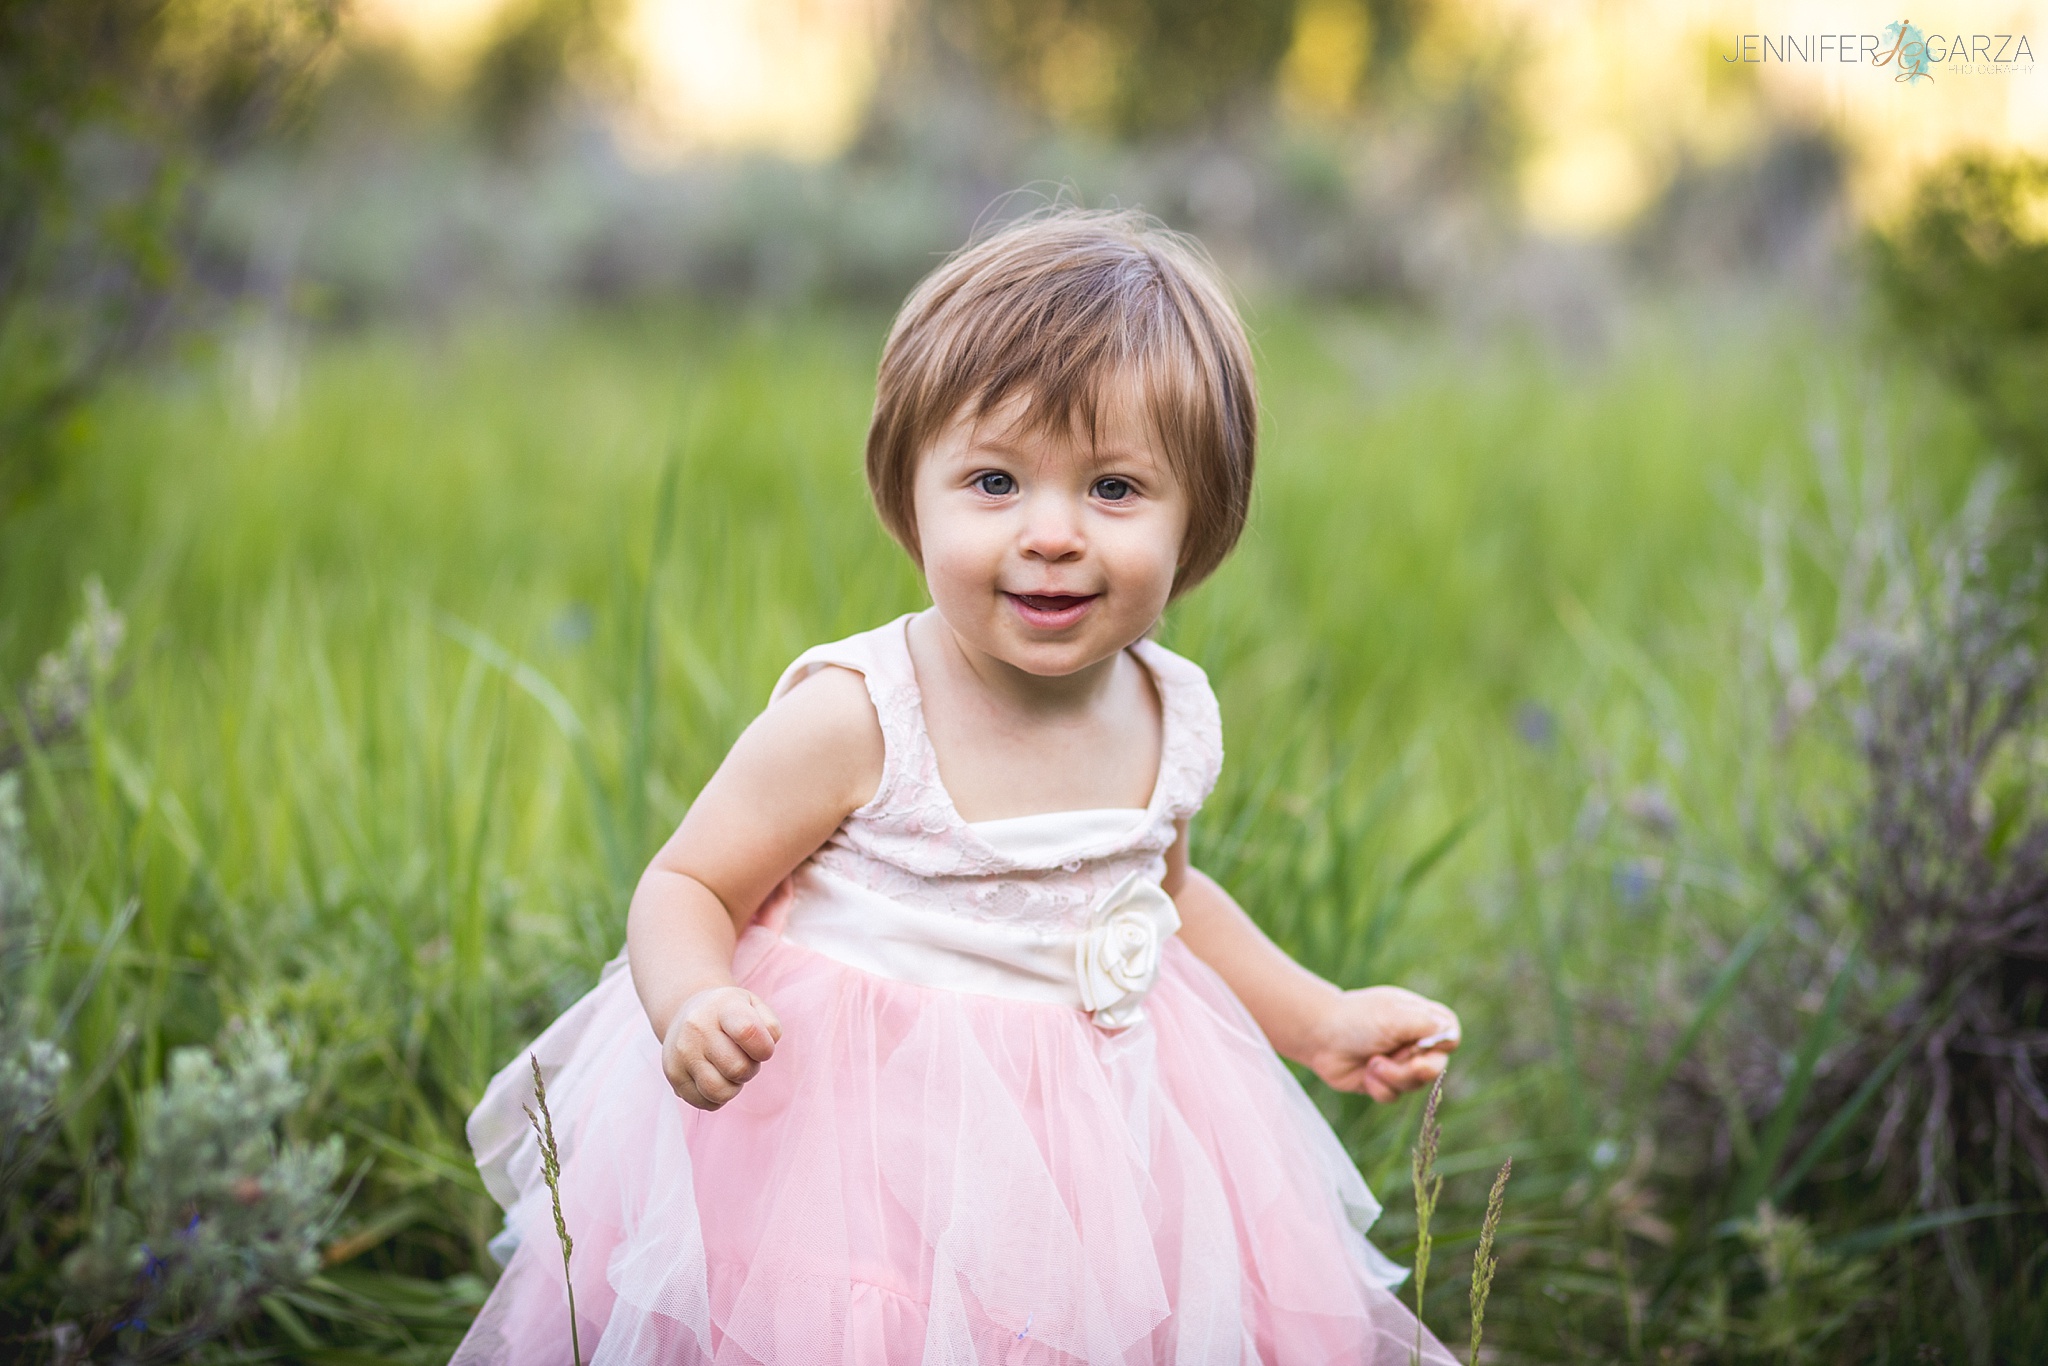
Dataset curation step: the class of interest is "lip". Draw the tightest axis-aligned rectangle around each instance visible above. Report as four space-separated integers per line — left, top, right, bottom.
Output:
1004 591 1099 631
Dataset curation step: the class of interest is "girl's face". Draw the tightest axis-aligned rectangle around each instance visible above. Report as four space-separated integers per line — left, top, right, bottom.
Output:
910 373 1189 679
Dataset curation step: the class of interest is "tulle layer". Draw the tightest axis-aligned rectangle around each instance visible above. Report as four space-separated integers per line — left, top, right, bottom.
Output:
454 930 1457 1365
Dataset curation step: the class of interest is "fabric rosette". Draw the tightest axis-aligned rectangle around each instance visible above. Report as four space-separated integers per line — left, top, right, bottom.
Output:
1074 872 1182 1029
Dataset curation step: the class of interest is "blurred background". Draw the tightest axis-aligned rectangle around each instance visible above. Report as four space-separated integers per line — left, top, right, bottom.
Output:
3 1 2048 1362
11 0 2048 407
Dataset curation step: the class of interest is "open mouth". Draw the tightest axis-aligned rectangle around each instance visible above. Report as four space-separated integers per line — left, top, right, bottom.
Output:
1006 592 1099 629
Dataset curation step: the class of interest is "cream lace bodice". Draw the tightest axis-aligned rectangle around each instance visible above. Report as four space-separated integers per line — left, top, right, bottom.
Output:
768 613 1224 932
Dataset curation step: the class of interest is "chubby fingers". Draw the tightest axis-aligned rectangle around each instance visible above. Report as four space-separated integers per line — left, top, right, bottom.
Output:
721 991 783 1061
1389 997 1461 1061
665 990 783 1111
1335 1049 1448 1104
1355 1064 1400 1105
1371 1048 1449 1096
1315 1046 1427 1102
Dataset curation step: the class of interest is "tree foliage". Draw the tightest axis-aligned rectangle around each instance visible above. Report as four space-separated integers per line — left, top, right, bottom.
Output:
0 0 339 517
468 0 623 154
926 0 1435 137
1872 153 2048 473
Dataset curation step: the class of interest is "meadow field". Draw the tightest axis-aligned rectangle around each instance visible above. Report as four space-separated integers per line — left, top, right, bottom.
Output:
3 296 2036 1362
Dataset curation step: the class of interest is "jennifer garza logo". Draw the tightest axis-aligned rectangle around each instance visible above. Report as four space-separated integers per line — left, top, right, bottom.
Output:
1721 20 2035 81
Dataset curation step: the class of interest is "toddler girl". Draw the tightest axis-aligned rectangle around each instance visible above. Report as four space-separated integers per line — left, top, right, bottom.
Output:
456 209 1462 1365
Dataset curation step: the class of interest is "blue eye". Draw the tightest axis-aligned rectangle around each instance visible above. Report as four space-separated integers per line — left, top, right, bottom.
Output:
1094 477 1134 502
974 471 1015 496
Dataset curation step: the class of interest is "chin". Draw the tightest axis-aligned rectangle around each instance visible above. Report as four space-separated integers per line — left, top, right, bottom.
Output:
1004 641 1101 676
1005 618 1152 673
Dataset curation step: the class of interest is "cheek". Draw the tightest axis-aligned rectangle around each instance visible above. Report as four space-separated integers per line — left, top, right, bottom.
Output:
1103 506 1189 585
912 498 1003 583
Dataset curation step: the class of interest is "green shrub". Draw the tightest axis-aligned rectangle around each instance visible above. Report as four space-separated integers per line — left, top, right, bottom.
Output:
1677 1203 1874 1363
58 1021 344 1363
0 0 341 515
1871 153 2048 470
0 612 343 1363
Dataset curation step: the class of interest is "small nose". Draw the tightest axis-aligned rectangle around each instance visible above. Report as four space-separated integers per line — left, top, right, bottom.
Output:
1018 491 1085 562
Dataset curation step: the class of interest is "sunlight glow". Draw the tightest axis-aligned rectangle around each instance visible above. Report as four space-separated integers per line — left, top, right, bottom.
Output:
1489 0 2048 233
351 0 510 76
350 0 895 159
349 0 2048 222
617 0 895 162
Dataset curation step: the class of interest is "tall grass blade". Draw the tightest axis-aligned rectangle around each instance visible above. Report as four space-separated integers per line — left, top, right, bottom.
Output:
626 450 684 874
1530 869 1590 1150
1731 945 1857 1216
1412 1072 1445 1366
524 1053 580 1366
51 895 140 1036
1821 1202 2020 1258
1468 1156 1511 1366
440 617 629 892
1647 907 1778 1096
1769 1013 1928 1204
1397 810 1481 895
1341 809 1480 987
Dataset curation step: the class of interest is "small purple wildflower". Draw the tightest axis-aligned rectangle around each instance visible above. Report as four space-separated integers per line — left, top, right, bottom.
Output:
1513 702 1556 749
1612 858 1657 906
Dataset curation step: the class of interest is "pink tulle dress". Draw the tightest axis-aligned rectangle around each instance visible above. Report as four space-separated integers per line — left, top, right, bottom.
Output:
454 613 1458 1365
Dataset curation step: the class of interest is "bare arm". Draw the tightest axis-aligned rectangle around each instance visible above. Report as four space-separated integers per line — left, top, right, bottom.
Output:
1161 821 1459 1103
625 665 883 1108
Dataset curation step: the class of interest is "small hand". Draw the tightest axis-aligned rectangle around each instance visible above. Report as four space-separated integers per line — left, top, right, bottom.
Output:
1301 985 1460 1104
661 986 783 1111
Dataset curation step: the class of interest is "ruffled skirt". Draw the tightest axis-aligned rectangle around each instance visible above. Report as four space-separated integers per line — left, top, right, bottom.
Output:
453 928 1458 1365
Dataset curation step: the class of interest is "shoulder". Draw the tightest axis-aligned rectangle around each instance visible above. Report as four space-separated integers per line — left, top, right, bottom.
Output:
740 664 885 814
1130 636 1214 690
772 661 880 726
769 614 917 705
1131 636 1221 728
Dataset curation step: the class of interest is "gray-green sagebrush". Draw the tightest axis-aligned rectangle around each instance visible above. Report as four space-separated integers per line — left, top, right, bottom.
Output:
1 299 2040 1361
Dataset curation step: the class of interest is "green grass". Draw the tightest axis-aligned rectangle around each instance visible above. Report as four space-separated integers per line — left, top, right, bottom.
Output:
3 296 2030 1360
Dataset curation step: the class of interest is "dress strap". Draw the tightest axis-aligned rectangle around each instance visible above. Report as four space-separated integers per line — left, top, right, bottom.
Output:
768 614 923 818
767 615 1224 832
1129 637 1225 821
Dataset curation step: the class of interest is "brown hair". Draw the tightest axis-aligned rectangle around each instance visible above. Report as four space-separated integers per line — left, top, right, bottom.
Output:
866 207 1256 597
